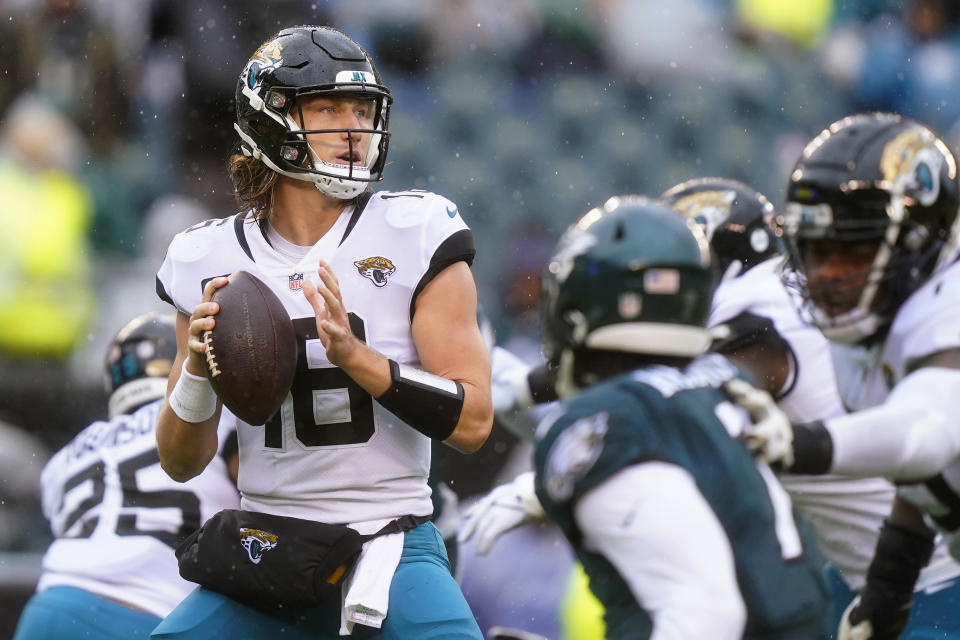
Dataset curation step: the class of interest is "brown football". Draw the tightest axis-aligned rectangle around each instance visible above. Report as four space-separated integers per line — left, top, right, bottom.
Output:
203 270 298 425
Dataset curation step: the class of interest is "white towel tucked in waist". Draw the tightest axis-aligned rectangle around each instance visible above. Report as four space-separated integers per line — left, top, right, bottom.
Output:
339 518 405 636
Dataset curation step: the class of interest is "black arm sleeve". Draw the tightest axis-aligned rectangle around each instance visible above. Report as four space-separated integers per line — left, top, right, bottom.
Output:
527 363 559 405
848 520 935 630
789 421 834 475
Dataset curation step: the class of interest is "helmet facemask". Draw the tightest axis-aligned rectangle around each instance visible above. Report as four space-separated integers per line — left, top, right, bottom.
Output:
782 189 949 343
781 114 960 344
236 81 391 200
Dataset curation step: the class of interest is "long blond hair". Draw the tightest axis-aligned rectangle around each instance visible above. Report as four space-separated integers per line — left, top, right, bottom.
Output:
227 153 279 220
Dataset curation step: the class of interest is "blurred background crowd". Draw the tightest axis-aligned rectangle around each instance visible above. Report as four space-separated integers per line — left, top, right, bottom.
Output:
1 0 959 633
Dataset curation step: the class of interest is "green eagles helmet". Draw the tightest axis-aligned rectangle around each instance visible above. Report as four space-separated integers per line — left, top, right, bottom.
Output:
541 195 714 386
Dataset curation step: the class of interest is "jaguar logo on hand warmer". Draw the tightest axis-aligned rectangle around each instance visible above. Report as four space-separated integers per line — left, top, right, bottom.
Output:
239 527 278 564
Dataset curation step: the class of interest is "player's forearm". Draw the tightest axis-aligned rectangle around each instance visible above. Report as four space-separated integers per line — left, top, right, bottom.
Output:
792 367 960 479
490 349 558 414
156 401 221 482
840 497 935 637
339 342 492 452
444 379 493 453
156 353 223 481
336 341 393 398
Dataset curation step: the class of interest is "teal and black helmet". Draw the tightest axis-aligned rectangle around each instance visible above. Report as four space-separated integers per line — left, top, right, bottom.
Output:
661 177 782 282
541 195 715 369
234 26 392 199
780 112 960 343
104 312 177 419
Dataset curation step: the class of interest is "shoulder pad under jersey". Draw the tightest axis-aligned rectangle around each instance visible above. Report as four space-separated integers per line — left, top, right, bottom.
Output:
884 259 960 379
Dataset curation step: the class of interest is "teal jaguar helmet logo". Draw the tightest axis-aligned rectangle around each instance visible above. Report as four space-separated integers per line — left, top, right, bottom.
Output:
241 39 284 92
880 127 944 207
239 527 278 564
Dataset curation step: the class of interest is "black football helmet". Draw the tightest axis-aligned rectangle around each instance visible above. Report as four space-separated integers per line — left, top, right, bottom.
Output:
235 25 392 199
661 177 782 281
104 312 177 418
542 195 714 393
779 112 960 343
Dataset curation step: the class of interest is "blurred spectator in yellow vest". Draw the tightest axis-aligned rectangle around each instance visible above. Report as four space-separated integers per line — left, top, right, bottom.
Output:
0 93 94 358
737 0 835 48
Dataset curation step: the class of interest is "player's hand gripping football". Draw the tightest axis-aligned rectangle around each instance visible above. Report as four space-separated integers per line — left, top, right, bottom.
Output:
186 276 229 376
302 260 361 367
725 378 794 469
458 471 545 555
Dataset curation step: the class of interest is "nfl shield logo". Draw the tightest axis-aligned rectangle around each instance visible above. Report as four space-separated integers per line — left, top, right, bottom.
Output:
288 273 304 291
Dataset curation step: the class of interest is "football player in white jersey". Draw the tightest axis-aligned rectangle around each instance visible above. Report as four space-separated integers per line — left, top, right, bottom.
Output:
760 113 960 638
662 177 960 638
151 26 491 640
12 313 239 640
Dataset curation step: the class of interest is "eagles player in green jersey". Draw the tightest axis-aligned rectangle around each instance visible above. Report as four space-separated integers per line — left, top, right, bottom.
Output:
531 196 829 639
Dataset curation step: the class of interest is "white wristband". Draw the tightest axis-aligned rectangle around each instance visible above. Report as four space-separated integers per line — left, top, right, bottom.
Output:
169 360 218 423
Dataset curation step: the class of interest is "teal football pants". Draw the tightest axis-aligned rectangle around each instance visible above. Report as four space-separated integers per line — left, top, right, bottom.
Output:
14 585 163 640
151 521 482 640
826 564 960 638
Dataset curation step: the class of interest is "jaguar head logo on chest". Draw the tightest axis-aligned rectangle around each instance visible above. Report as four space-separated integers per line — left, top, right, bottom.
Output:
354 256 396 287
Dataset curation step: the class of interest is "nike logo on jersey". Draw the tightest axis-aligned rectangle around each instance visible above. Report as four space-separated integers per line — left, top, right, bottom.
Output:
446 206 458 218
355 256 396 287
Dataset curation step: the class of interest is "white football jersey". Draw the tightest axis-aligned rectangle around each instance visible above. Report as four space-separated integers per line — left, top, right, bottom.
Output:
710 257 903 590
157 190 474 525
831 258 960 566
710 258 845 421
36 400 239 617
830 259 960 410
